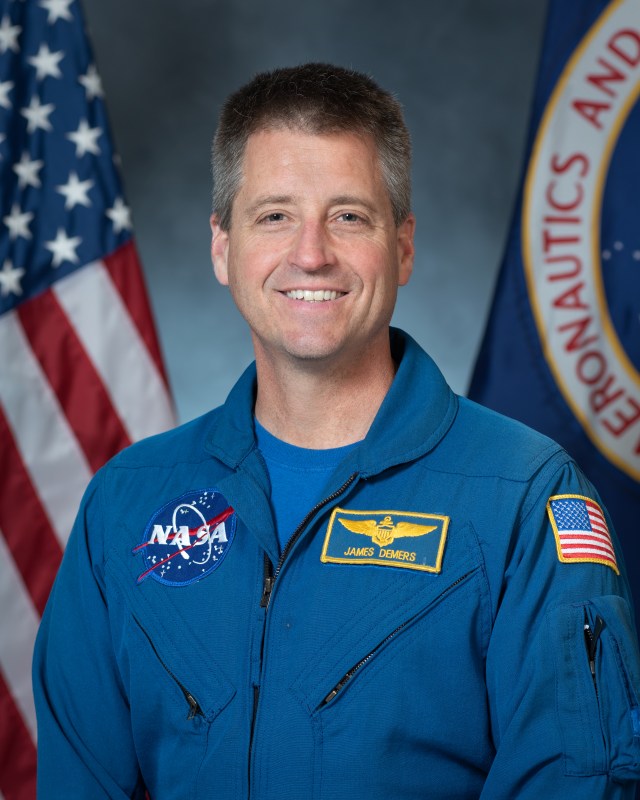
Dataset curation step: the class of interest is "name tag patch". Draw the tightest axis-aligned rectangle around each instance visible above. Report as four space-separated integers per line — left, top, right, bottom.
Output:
321 507 449 573
133 489 236 586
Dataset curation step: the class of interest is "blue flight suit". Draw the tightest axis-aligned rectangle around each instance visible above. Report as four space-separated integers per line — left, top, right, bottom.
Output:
34 329 640 798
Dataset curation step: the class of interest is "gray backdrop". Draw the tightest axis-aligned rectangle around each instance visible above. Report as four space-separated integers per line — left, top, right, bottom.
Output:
81 0 548 424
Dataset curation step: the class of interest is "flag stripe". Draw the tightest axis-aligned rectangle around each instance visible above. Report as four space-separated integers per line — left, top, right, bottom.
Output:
560 539 615 554
54 258 174 442
557 530 614 546
104 241 171 387
0 670 37 800
0 531 39 742
0 312 91 548
0 411 62 615
17 288 132 472
562 548 617 560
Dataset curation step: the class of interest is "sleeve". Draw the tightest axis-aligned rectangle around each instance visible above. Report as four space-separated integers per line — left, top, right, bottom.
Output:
32 471 146 799
480 459 640 799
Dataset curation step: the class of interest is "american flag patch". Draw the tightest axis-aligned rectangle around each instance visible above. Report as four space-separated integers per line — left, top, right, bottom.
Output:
547 495 618 574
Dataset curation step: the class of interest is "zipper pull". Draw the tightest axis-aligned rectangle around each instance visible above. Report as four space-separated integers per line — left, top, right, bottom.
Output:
260 575 274 608
583 612 605 685
322 676 350 706
260 554 274 608
183 689 204 720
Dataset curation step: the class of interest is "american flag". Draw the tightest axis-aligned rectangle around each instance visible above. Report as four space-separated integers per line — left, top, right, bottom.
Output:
547 495 619 574
0 0 174 796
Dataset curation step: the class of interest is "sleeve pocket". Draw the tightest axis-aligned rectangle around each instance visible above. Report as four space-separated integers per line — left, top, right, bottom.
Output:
549 595 640 780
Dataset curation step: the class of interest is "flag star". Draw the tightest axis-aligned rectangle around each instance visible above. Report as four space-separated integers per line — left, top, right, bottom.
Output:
56 171 94 209
39 0 74 24
66 119 101 157
3 203 34 240
45 228 81 267
20 96 55 133
106 197 132 233
0 80 14 109
78 64 103 100
13 152 44 188
27 43 64 81
0 260 26 297
0 15 21 54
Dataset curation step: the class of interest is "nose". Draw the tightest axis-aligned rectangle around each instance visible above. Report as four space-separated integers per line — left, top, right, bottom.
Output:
288 220 335 271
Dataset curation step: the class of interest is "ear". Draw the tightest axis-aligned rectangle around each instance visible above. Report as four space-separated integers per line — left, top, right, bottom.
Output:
210 213 230 286
396 213 415 286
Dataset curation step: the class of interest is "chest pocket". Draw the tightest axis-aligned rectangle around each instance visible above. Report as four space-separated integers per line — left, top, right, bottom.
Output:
289 519 488 715
286 551 491 800
105 549 238 798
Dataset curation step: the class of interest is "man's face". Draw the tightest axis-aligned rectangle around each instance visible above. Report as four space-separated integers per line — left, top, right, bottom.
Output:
211 128 414 370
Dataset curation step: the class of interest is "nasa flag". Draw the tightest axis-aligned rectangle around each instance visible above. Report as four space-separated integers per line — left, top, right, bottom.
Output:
469 0 640 602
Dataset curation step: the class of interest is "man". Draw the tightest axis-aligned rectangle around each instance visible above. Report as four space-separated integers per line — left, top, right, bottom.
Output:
34 63 640 798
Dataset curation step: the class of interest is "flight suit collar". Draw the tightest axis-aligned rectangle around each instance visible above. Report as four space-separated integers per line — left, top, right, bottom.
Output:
203 328 458 480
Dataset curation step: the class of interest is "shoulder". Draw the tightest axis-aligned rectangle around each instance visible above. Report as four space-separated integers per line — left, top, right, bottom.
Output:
435 396 571 483
105 407 223 472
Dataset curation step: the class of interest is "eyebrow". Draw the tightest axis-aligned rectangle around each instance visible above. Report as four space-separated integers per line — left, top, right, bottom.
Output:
244 195 293 217
244 194 378 217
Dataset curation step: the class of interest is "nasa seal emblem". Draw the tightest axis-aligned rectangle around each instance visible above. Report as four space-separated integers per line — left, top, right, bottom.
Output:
133 489 236 586
523 0 640 480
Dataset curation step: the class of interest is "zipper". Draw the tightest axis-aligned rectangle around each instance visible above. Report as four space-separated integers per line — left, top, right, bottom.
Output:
247 684 260 795
248 473 358 794
260 473 357 609
583 610 605 698
320 570 475 707
133 616 204 720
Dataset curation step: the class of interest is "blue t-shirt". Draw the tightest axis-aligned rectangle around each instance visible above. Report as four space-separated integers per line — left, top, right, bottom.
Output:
255 419 360 552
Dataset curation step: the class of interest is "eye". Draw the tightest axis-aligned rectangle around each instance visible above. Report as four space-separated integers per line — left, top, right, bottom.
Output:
337 212 362 223
259 212 286 224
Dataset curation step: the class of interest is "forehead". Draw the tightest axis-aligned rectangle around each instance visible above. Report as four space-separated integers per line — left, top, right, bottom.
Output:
237 127 385 197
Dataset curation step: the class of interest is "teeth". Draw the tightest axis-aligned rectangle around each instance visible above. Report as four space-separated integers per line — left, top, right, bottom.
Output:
286 290 343 302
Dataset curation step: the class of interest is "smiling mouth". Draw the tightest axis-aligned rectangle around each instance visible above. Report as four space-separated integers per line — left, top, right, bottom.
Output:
285 290 345 302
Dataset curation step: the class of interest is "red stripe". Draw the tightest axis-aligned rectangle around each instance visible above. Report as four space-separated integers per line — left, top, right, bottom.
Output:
559 532 612 545
563 551 617 563
562 544 612 558
561 542 616 558
0 670 37 800
0 409 62 615
104 241 171 387
17 289 131 473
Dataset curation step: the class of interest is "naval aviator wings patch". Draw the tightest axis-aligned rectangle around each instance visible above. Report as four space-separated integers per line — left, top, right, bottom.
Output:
321 507 449 573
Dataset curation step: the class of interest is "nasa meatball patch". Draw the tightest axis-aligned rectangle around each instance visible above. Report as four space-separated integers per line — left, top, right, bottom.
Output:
133 489 236 586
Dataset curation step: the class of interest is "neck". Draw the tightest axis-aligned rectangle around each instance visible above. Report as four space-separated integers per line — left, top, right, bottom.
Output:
253 343 396 449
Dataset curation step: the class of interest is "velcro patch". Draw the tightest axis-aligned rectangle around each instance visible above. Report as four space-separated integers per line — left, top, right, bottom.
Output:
547 494 619 574
321 507 449 573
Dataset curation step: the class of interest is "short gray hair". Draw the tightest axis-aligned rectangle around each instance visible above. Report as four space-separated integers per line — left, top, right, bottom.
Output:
211 63 412 230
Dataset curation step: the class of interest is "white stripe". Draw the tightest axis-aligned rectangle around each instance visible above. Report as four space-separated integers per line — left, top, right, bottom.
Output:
562 547 617 560
559 529 613 545
561 542 616 557
54 261 174 442
0 530 39 743
559 534 615 552
0 312 91 547
560 536 613 554
588 517 608 535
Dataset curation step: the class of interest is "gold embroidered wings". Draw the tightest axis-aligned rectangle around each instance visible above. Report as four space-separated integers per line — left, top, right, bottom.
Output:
338 515 437 547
